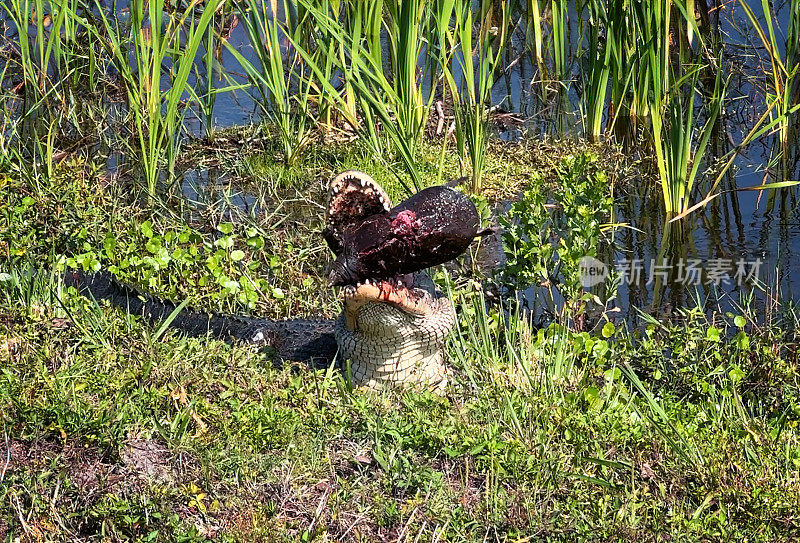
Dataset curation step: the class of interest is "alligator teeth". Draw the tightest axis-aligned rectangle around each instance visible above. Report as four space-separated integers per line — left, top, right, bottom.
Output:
359 178 367 187
344 286 355 296
364 278 371 285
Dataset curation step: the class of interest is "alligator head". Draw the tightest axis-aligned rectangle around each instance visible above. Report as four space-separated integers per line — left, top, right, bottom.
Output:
322 170 489 390
323 170 488 327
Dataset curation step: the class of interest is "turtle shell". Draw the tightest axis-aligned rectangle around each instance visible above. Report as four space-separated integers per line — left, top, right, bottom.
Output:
325 181 487 286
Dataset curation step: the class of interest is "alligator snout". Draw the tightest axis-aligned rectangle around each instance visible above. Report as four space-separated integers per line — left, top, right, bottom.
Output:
325 255 358 287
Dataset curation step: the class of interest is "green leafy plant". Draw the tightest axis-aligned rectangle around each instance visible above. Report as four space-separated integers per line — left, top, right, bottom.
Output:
0 0 94 138
289 0 458 192
739 0 800 181
651 65 724 215
500 152 613 321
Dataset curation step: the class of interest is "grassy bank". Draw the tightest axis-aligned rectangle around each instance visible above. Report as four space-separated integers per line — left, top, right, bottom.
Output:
3 137 800 541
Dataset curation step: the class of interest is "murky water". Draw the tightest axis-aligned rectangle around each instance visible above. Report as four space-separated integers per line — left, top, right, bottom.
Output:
186 0 798 319
3 0 797 319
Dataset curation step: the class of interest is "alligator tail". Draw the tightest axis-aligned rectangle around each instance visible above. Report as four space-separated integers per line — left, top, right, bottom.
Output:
63 269 338 364
63 269 252 338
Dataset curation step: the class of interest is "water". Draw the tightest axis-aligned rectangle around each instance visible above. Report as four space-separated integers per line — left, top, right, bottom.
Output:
3 0 797 320
185 0 798 321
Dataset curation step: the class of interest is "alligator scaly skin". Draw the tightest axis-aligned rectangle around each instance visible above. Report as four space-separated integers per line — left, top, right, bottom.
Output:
62 170 470 391
65 270 454 389
335 295 454 392
65 270 339 366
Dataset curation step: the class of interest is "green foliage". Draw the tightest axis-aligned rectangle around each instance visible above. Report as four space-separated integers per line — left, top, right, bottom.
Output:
0 0 95 126
445 0 509 193
651 63 724 215
286 0 461 192
500 151 613 317
739 0 800 181
91 0 224 197
227 0 316 165
577 0 612 142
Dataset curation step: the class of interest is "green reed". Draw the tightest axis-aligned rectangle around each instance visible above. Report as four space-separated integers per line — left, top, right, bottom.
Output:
522 0 571 126
289 0 456 192
447 0 508 194
93 0 222 198
654 66 723 215
305 0 355 129
550 0 568 91
336 0 387 149
228 0 315 165
0 0 88 136
605 0 639 139
524 0 546 103
578 0 611 142
739 0 799 181
192 15 218 139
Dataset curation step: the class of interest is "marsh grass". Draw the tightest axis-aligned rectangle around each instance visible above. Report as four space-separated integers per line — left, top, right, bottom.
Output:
446 0 509 194
92 0 223 198
0 0 794 212
4 134 800 539
0 0 94 143
227 0 316 165
652 64 724 215
740 0 800 181
188 12 248 140
288 0 456 192
577 0 611 142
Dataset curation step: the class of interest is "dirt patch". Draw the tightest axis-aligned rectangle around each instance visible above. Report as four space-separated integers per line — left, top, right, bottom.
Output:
0 439 25 474
0 438 123 494
0 438 59 473
119 437 176 484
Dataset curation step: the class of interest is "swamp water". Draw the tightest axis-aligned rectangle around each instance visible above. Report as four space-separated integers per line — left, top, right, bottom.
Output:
174 0 799 325
6 0 798 324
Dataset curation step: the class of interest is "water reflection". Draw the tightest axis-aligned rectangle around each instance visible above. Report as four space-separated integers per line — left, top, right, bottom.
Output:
2 0 797 321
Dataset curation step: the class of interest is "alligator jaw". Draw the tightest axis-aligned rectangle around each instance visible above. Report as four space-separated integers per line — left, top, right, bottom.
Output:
342 275 432 330
327 170 391 215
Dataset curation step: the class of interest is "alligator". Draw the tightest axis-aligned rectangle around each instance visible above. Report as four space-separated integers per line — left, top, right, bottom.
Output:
67 171 487 390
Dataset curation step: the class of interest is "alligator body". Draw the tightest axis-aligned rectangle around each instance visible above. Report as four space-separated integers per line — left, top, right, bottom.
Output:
68 171 481 390
66 269 339 365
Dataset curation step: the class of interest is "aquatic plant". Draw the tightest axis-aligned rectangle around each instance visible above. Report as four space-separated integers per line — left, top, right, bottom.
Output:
521 0 572 129
577 0 612 142
447 0 509 194
652 66 724 215
228 0 315 165
740 0 800 181
288 0 458 192
0 0 95 139
500 152 613 322
92 0 224 198
188 12 244 140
